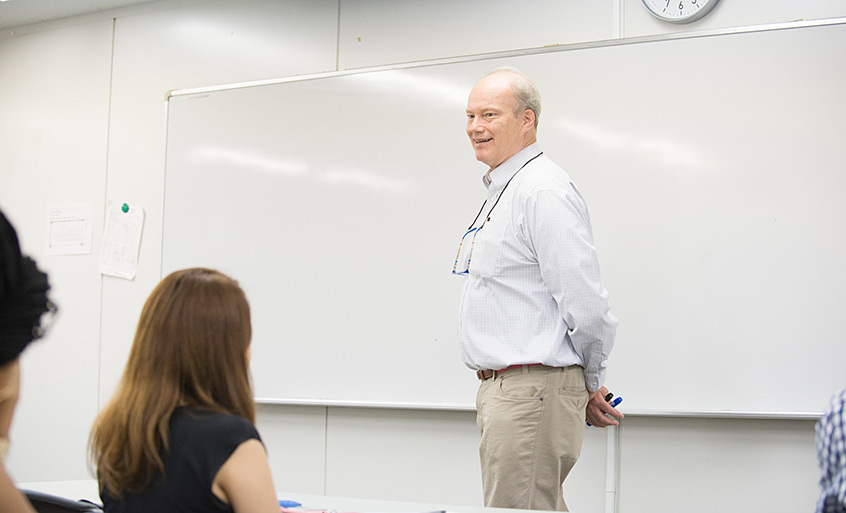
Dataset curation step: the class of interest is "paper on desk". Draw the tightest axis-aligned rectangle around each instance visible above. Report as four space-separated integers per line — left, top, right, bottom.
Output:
47 203 93 255
98 202 144 280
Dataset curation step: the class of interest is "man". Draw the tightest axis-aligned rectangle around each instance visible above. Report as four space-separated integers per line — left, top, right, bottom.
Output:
454 68 621 511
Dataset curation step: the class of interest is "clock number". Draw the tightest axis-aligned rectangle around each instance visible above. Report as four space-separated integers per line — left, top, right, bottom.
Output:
679 2 684 10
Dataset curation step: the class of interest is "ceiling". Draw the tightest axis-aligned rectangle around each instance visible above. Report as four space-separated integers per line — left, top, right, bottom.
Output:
0 0 158 31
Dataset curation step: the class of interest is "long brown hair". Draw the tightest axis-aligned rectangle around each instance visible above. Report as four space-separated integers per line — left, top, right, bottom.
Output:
89 268 255 497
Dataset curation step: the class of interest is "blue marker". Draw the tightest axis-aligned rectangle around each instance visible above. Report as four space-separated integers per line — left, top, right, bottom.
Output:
587 394 623 426
278 500 302 508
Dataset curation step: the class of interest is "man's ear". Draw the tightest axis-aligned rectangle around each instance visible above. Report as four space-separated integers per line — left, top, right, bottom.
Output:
522 109 536 130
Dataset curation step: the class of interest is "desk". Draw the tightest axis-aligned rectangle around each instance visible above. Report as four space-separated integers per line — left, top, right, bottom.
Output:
17 481 542 513
276 493 536 513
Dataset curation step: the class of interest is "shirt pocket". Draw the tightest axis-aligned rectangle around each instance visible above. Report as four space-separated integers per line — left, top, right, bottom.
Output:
469 216 508 277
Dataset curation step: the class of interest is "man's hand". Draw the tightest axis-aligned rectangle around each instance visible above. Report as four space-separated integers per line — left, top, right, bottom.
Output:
585 386 624 428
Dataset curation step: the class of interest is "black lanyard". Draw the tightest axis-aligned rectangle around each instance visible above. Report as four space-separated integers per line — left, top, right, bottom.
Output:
465 152 543 231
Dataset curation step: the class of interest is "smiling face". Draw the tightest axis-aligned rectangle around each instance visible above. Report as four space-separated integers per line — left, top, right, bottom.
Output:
466 73 537 170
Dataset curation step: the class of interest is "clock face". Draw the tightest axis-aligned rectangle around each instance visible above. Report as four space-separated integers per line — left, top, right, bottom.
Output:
642 0 720 24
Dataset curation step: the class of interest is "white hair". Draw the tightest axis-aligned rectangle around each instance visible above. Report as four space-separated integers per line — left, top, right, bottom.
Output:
484 67 542 129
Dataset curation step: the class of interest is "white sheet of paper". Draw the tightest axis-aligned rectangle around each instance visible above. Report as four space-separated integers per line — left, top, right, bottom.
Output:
99 202 145 280
47 203 93 255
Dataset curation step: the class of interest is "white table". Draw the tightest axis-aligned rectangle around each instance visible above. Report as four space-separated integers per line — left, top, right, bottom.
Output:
18 481 538 513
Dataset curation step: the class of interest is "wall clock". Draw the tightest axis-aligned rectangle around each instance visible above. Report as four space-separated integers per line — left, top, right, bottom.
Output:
642 0 720 24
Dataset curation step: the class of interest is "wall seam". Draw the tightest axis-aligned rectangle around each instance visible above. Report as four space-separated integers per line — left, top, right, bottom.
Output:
335 0 342 71
95 16 118 415
323 406 330 494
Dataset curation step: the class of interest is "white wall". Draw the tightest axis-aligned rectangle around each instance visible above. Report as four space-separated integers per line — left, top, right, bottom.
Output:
0 19 114 482
1 1 843 512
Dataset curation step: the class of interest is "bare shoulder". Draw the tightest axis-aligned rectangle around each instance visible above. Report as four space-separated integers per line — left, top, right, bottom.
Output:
212 439 279 513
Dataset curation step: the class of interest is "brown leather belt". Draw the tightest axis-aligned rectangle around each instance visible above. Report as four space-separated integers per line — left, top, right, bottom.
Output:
476 363 545 381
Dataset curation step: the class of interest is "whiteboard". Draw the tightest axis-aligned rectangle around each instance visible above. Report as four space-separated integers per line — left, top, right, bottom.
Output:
162 22 846 415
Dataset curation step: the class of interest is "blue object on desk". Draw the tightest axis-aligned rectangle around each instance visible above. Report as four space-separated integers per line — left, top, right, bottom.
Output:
279 500 302 508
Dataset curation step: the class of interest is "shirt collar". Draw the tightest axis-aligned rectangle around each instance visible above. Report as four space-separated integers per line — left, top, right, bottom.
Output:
482 143 542 193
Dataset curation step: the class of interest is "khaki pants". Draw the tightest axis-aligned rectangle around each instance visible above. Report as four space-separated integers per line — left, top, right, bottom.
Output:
476 365 588 511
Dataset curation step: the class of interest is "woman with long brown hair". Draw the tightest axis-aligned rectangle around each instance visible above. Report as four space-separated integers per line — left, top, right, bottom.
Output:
90 268 279 512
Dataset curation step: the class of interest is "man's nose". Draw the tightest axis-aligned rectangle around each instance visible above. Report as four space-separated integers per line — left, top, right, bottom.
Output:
467 117 481 133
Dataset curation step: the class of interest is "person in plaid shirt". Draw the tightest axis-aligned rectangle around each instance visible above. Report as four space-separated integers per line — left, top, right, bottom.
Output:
817 388 846 513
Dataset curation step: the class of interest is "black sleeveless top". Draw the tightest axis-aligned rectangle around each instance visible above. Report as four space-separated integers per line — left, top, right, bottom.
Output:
101 407 262 513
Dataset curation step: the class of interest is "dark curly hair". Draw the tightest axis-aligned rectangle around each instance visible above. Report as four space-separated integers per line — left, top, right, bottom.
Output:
0 209 53 366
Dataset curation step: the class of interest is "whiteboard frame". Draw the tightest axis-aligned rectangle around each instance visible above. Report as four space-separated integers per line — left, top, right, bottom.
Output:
165 17 846 100
252 397 821 420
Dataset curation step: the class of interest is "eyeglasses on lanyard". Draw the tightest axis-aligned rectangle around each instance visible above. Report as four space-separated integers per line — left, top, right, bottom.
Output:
451 152 543 275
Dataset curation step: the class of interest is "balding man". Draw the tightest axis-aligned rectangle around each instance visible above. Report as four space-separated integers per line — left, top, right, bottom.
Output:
453 68 621 511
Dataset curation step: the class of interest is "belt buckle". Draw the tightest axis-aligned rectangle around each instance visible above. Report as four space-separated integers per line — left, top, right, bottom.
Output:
476 369 495 381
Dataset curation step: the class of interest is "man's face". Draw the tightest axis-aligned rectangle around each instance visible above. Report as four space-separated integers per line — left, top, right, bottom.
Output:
465 75 534 170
